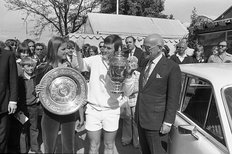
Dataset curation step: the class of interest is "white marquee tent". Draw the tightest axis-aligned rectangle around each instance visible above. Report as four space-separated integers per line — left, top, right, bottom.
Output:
69 13 188 55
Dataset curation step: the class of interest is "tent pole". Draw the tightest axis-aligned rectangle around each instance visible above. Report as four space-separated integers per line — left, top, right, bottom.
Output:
116 0 119 15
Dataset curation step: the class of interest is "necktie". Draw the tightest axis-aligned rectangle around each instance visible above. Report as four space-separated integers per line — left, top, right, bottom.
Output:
70 55 73 62
143 61 152 87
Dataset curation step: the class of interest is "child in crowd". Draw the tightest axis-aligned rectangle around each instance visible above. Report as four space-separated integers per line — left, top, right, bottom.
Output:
89 45 98 56
18 57 42 153
16 43 30 64
16 43 30 77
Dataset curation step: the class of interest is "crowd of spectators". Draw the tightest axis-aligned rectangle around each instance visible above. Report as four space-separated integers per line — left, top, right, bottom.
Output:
169 39 232 64
0 35 232 154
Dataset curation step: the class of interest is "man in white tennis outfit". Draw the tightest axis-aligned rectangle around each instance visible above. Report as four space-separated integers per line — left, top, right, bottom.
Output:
77 34 136 154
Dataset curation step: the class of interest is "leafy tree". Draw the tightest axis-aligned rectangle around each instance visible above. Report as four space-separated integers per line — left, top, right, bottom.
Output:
99 0 171 18
4 0 100 37
187 7 198 48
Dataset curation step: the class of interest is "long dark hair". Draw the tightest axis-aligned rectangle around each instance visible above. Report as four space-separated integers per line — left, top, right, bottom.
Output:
46 36 66 65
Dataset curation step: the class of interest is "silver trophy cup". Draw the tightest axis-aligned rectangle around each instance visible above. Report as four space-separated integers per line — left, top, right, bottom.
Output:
108 51 128 93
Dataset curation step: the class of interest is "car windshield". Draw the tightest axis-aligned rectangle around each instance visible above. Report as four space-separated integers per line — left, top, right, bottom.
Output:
223 86 232 129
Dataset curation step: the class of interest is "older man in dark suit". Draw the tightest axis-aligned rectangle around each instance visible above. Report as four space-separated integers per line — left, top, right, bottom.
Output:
0 48 18 153
135 34 181 154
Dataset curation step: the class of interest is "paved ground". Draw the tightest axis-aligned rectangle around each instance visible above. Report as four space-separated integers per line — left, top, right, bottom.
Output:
41 119 141 154
8 116 141 154
9 116 169 154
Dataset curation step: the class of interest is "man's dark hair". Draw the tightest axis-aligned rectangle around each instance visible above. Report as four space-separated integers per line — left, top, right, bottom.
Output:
104 34 122 51
125 36 136 43
35 43 45 49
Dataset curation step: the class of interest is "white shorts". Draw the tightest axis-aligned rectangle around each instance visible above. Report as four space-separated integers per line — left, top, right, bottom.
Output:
85 105 120 132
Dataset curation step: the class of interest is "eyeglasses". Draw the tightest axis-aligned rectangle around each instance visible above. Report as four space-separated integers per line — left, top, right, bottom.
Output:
125 41 133 44
141 45 159 51
218 45 227 48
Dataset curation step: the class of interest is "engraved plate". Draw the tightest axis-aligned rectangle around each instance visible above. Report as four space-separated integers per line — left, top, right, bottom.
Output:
39 67 87 115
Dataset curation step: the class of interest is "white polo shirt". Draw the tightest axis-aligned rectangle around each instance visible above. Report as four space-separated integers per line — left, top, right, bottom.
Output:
82 55 134 111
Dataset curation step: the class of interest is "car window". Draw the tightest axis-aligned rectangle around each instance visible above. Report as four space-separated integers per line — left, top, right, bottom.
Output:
205 96 225 145
223 86 232 131
181 75 225 145
182 77 211 127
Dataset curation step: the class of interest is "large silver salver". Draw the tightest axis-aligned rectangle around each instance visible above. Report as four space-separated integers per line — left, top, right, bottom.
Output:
108 51 128 93
39 67 87 115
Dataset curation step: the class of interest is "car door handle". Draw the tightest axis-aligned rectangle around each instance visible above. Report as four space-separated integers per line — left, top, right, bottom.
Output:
178 125 199 140
172 124 178 129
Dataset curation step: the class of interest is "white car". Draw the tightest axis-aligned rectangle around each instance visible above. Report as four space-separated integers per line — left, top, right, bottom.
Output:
168 63 232 154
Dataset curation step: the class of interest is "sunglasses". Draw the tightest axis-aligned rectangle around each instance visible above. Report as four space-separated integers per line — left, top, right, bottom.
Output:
99 46 104 48
218 45 227 48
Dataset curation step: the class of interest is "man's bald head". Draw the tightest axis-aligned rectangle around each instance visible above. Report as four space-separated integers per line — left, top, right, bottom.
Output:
144 34 164 47
142 34 164 61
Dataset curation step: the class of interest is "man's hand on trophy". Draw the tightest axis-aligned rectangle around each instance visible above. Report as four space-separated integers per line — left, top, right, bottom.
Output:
126 56 138 76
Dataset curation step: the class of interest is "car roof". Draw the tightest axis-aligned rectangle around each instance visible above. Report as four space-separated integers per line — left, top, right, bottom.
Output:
180 63 232 88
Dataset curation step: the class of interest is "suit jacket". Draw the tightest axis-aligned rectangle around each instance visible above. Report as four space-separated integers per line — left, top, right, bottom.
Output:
134 47 147 72
18 73 37 107
124 47 147 72
135 56 181 130
0 49 18 114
